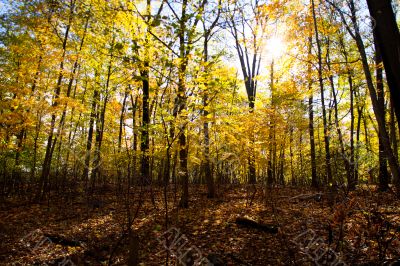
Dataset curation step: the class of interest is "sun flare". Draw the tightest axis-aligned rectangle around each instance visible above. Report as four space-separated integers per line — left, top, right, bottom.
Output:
265 37 286 60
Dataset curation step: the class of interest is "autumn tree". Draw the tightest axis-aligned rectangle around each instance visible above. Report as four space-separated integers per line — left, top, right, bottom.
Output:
225 0 269 184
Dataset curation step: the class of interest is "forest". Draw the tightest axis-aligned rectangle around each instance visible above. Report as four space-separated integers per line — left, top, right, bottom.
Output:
1 0 400 265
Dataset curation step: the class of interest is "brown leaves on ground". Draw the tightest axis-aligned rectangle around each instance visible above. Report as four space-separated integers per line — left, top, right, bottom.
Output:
1 185 400 265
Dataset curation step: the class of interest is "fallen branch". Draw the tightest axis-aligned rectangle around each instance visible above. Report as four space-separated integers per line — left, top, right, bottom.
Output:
43 234 82 247
289 193 322 202
235 217 278 234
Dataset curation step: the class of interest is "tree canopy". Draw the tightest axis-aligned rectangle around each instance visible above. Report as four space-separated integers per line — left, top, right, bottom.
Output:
1 0 400 265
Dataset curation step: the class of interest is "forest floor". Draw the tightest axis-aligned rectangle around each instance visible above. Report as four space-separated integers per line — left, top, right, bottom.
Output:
1 185 400 265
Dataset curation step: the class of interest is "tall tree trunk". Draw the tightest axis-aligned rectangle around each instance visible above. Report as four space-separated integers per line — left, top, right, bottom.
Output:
14 56 43 191
91 85 101 191
307 36 318 188
202 34 215 198
37 0 75 199
289 127 295 186
355 96 363 185
130 95 138 186
366 0 400 131
278 142 285 185
229 7 262 184
390 98 398 161
311 0 333 185
267 60 276 186
299 133 304 183
140 67 150 186
177 0 189 208
326 38 353 189
349 74 355 187
347 0 400 192
117 89 129 189
375 33 389 191
140 0 151 186
55 15 89 185
91 37 114 188
308 86 318 188
339 32 357 188
83 77 98 185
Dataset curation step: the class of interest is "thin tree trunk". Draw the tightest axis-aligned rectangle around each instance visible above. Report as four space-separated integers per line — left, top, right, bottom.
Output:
37 0 75 199
84 77 98 186
118 89 129 189
355 101 363 184
91 37 115 188
307 36 318 188
267 60 275 186
326 37 353 189
130 95 138 186
311 0 333 185
289 127 295 186
390 98 398 161
140 0 151 186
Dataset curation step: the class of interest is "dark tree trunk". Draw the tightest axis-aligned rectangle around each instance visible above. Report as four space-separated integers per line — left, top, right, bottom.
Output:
130 95 138 186
375 33 390 191
91 38 114 188
366 0 400 131
289 127 295 186
117 89 129 189
390 98 398 161
177 0 189 208
349 65 356 189
311 0 333 185
83 81 98 184
307 36 318 188
202 33 215 198
140 66 150 186
347 0 400 192
140 1 151 186
267 61 276 187
91 86 101 191
355 98 363 185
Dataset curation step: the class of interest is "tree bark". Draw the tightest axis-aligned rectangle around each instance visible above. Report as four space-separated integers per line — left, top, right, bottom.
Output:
177 0 189 208
347 0 400 192
83 77 98 185
375 33 389 191
307 36 318 188
140 0 151 186
202 33 215 198
311 0 333 185
366 0 400 131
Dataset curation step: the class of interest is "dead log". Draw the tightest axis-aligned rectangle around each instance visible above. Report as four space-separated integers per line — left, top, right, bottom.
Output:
43 233 82 247
235 217 278 234
289 193 322 202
